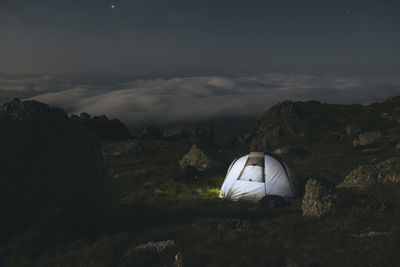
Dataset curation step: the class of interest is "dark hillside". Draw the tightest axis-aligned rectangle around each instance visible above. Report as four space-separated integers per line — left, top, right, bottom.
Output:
2 97 400 266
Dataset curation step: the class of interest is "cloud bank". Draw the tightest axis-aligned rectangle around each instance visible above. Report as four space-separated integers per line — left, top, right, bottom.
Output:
2 73 400 128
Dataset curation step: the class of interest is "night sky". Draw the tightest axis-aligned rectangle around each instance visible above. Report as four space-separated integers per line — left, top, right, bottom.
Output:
1 1 400 138
1 0 399 75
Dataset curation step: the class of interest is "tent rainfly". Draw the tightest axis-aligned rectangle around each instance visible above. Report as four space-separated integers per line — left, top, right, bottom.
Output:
220 152 297 201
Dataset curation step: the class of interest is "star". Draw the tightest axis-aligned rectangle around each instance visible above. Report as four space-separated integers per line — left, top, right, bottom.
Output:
346 10 351 14
111 4 116 9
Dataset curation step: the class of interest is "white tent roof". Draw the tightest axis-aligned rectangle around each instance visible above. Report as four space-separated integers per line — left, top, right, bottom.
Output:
220 152 297 201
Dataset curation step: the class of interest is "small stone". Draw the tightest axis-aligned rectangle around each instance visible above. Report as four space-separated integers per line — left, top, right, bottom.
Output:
273 147 289 155
174 251 183 267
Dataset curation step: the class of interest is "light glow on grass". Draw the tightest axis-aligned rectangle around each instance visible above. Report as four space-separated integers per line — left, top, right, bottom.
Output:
195 187 221 198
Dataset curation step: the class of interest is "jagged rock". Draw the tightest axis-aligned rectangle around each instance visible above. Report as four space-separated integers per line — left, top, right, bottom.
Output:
376 157 400 183
179 145 211 171
302 179 336 217
0 98 114 233
353 131 382 147
163 124 214 147
338 165 377 188
101 140 142 157
259 195 287 210
345 125 362 136
250 101 304 151
71 113 131 141
141 125 162 139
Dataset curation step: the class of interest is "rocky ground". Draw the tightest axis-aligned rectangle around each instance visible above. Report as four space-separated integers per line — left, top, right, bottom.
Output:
2 97 400 266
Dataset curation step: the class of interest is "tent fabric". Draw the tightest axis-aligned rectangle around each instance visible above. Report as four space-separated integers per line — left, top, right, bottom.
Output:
220 152 297 201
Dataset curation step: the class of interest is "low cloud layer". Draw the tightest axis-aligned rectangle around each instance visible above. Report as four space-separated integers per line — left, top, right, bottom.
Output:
2 73 400 128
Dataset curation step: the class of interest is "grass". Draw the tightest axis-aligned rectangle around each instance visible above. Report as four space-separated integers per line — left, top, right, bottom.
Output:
3 100 400 266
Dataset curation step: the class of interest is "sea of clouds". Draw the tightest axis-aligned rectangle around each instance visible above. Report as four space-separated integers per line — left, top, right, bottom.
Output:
1 73 400 128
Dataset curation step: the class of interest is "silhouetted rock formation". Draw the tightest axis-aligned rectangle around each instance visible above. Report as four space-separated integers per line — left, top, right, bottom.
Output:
71 112 131 141
0 98 114 234
163 124 214 147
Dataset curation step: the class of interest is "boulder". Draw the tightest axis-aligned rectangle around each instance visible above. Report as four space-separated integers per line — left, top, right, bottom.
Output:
0 98 114 233
302 179 336 217
71 112 131 141
345 125 362 136
337 165 377 188
179 145 212 171
259 195 287 210
163 124 214 147
338 157 400 188
141 125 162 139
353 131 382 147
250 101 304 151
376 157 400 183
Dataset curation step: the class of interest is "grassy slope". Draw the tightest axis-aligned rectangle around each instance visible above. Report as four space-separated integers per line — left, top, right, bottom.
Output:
3 99 400 267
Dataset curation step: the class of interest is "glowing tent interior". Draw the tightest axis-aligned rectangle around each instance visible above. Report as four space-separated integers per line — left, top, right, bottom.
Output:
220 152 297 201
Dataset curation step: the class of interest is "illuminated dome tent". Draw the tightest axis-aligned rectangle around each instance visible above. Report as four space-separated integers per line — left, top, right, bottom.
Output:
220 152 297 201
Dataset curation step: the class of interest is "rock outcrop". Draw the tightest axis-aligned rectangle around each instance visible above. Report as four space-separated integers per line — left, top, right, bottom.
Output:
302 179 336 217
163 124 214 147
0 98 114 233
250 101 304 151
376 157 400 183
179 145 212 171
338 157 400 188
71 112 131 141
338 165 377 188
